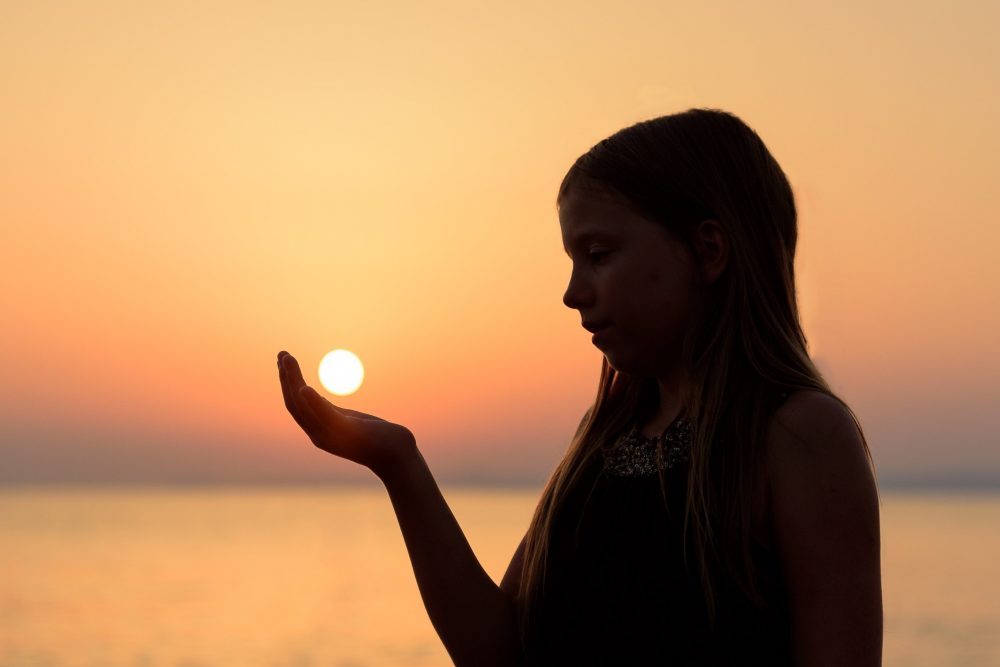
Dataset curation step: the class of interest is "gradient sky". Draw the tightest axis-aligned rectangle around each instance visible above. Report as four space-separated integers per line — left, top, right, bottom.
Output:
2 0 998 486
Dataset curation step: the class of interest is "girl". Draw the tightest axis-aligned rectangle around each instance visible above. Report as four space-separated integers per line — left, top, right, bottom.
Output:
277 108 882 666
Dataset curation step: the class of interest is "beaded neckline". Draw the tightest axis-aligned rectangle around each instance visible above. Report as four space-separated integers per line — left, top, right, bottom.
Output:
601 413 693 478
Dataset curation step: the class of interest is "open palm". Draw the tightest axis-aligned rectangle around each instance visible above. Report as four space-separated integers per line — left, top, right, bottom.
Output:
277 351 415 477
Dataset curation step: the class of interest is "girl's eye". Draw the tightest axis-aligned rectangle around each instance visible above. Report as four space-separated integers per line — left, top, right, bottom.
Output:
588 250 610 263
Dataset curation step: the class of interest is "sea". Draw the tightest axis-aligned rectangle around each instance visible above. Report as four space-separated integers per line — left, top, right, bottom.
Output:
1 487 997 667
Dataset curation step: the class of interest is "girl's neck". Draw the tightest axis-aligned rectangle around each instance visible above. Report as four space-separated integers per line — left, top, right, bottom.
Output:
636 378 687 439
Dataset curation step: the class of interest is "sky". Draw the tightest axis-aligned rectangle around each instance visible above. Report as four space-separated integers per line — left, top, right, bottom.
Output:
1 0 998 487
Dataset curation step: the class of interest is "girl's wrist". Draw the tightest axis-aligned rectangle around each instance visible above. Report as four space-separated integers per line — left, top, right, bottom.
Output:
372 434 421 485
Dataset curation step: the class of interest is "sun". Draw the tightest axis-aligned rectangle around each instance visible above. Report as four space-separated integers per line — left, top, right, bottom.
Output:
318 349 365 396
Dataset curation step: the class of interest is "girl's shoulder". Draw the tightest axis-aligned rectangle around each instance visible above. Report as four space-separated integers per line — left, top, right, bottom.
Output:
767 390 861 457
753 390 870 540
763 389 869 497
761 388 877 543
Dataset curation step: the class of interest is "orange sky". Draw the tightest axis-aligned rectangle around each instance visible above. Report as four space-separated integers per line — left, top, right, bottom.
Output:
2 0 998 486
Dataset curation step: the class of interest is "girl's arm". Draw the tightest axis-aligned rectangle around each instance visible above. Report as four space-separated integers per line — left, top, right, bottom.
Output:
277 352 521 666
766 390 883 666
379 446 523 667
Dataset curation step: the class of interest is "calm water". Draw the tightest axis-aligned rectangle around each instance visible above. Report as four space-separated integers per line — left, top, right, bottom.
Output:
1 487 997 666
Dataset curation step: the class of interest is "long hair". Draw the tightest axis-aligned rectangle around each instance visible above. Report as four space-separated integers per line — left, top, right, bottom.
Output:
514 108 876 653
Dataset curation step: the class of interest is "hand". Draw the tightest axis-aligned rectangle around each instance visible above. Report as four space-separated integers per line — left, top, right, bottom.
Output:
277 351 416 478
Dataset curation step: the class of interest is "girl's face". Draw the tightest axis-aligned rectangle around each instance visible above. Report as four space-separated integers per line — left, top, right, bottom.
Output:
558 185 705 378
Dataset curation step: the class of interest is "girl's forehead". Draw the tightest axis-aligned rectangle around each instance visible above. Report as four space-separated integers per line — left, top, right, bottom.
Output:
559 181 634 210
559 187 652 235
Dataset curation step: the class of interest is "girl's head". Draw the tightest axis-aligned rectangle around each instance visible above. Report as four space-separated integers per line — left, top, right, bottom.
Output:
556 108 799 387
516 108 872 655
558 179 725 383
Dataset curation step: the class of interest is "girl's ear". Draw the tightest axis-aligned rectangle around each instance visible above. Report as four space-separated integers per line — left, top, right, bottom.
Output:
693 218 729 286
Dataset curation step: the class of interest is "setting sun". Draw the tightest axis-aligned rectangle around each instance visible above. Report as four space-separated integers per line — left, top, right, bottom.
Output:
318 349 365 396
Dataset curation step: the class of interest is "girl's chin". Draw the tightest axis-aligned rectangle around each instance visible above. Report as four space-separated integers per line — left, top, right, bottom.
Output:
603 352 634 374
604 352 659 378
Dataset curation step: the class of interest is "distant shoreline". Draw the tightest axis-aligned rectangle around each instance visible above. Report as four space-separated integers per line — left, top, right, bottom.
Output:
1 479 999 494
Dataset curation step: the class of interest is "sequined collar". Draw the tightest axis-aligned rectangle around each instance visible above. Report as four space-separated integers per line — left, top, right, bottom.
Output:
601 414 693 478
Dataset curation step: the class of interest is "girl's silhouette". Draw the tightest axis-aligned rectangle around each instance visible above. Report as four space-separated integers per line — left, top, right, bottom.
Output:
277 108 882 666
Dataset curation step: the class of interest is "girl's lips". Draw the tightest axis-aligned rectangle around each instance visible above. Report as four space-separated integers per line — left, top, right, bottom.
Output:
583 320 613 334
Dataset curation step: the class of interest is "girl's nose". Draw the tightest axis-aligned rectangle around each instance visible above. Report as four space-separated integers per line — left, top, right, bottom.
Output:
563 268 592 310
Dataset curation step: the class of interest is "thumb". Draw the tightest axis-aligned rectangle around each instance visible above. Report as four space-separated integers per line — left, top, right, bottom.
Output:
299 385 323 407
299 386 343 422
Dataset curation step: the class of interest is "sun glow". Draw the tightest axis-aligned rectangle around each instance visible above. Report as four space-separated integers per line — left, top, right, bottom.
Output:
318 349 365 396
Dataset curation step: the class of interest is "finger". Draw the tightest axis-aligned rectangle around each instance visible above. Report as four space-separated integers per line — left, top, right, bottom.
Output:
278 354 322 432
281 352 307 388
278 361 313 432
277 353 300 414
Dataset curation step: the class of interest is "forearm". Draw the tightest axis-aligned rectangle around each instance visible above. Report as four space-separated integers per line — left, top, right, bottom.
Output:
377 443 522 666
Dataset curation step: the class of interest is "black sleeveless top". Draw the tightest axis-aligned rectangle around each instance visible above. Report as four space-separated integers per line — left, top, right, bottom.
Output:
524 413 792 666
